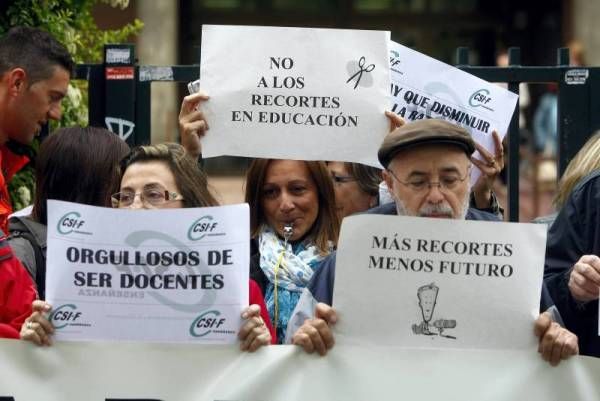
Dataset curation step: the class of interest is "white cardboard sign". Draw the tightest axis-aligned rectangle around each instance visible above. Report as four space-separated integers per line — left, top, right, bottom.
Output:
200 25 391 166
389 41 519 182
333 214 547 350
45 200 249 343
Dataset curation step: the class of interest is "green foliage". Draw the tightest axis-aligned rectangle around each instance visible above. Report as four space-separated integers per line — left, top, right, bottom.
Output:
0 0 143 210
9 165 35 211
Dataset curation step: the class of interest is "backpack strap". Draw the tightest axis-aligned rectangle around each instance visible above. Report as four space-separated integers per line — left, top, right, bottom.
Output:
8 218 46 299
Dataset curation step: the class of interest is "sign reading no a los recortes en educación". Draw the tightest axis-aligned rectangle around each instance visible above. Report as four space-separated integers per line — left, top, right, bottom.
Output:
200 25 390 167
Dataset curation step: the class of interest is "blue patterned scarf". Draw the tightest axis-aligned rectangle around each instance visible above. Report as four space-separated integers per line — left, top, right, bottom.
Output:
258 226 327 343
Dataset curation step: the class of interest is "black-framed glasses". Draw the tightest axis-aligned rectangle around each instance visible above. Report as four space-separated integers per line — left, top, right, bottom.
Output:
111 188 184 208
387 166 470 194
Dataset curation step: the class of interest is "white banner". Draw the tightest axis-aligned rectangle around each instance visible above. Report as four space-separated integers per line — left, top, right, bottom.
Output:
200 25 391 166
333 215 546 350
46 201 249 343
388 40 519 182
1 340 599 401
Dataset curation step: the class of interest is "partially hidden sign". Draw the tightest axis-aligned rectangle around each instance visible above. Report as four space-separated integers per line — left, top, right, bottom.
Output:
388 40 519 182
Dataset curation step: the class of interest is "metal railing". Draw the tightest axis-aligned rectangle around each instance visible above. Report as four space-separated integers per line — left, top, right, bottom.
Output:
74 44 600 222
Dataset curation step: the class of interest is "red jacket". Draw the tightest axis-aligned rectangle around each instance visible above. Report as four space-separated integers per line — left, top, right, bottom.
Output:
0 145 29 234
0 233 37 338
249 279 276 344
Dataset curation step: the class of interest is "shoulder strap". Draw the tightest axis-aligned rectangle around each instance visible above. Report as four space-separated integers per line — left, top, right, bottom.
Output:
8 219 46 299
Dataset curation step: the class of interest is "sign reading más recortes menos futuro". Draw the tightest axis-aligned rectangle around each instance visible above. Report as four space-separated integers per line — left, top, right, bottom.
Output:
333 215 546 350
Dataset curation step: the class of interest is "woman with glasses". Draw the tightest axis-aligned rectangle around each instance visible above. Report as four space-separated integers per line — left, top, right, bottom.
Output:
115 143 217 210
114 143 274 351
18 126 130 345
327 161 382 219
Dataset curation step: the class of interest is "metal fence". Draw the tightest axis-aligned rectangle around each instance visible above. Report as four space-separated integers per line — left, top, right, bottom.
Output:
74 44 600 222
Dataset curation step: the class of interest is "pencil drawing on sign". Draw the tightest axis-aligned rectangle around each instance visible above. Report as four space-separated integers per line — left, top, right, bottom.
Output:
412 283 457 339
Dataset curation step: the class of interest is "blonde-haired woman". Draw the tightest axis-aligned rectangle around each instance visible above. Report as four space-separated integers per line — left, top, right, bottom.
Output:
554 131 600 208
544 130 600 357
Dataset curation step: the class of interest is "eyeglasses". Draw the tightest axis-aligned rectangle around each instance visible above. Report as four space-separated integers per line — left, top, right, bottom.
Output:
111 188 184 208
387 167 470 194
331 173 357 185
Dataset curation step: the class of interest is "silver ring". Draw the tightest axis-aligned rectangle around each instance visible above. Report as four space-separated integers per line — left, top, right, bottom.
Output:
26 321 33 330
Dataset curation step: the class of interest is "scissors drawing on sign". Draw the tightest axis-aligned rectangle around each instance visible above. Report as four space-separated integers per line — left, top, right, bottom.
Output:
346 56 375 89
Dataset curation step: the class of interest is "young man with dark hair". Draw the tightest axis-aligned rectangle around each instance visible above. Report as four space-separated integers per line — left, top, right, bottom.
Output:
0 26 73 339
0 26 73 232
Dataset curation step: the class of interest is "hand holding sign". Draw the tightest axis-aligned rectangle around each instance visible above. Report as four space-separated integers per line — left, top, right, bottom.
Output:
238 304 272 352
179 91 210 159
470 130 505 209
534 311 579 366
292 303 337 356
20 300 54 346
568 254 600 303
385 110 406 132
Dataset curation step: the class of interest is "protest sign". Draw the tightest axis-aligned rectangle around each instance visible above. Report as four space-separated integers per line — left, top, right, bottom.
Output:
333 214 546 349
45 200 249 343
388 41 519 182
1 340 599 401
200 25 390 166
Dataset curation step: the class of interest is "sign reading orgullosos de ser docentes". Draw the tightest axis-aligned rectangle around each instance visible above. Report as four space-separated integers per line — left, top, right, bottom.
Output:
45 200 249 343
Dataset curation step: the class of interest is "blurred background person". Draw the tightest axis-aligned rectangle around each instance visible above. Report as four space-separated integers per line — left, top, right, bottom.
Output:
327 161 381 219
9 126 129 300
554 131 600 209
532 83 558 157
533 130 600 226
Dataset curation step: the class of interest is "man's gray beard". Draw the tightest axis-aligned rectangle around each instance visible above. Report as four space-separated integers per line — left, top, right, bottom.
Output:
394 184 471 220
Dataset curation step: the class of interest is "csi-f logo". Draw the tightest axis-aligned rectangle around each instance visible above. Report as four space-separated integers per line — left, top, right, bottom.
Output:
57 211 86 235
189 310 226 337
49 304 81 329
389 49 403 75
187 215 221 241
389 50 401 67
469 89 494 111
